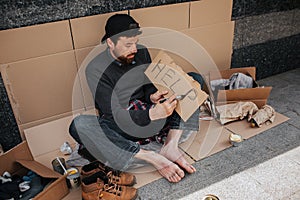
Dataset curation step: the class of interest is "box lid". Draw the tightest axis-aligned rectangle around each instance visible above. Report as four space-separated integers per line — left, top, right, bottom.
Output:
16 159 62 178
210 66 256 80
217 87 272 102
0 141 33 174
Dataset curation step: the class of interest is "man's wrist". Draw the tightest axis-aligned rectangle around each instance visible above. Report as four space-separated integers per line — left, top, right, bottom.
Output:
149 107 159 120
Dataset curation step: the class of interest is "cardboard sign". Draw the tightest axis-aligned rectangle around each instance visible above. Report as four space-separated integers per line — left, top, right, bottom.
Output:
145 51 208 121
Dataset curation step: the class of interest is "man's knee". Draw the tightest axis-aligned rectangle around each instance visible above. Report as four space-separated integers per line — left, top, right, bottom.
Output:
188 72 204 90
69 115 85 145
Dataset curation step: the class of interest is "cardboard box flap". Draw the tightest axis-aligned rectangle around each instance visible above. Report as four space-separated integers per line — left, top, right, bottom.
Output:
34 175 69 200
0 141 33 174
217 87 272 101
210 67 256 80
16 159 62 179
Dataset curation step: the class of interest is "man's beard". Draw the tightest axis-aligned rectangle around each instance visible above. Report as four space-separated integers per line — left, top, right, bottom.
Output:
114 51 135 65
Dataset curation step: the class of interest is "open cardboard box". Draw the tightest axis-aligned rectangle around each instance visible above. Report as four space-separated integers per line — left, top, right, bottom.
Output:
208 67 272 108
0 141 69 200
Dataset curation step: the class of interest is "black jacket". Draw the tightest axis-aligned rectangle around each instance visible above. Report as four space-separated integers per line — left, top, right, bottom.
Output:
85 45 160 140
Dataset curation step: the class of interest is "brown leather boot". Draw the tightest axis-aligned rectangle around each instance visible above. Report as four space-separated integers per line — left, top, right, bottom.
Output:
82 183 138 200
81 171 108 193
81 161 136 186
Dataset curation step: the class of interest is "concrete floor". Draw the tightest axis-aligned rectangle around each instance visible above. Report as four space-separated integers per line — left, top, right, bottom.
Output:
137 68 300 200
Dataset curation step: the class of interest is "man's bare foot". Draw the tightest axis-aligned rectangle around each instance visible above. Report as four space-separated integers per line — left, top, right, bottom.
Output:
160 144 196 174
154 156 185 183
134 149 185 183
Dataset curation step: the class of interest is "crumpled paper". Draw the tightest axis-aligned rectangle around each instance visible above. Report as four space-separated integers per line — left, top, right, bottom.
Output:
216 102 259 125
250 105 275 127
60 141 73 155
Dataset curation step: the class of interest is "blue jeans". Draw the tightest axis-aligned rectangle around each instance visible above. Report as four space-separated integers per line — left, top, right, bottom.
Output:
69 73 204 170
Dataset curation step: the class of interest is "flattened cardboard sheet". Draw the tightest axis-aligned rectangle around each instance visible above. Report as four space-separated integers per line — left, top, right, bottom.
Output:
130 2 189 31
0 20 73 64
19 110 84 136
145 51 208 121
70 11 127 49
1 51 84 125
24 115 76 158
74 45 107 110
181 21 234 71
180 120 232 161
224 112 289 139
190 0 233 28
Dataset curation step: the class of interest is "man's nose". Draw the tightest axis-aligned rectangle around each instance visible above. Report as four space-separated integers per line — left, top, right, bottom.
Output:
130 44 137 53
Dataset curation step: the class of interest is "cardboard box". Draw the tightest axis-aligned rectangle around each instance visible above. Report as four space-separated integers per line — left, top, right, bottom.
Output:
0 141 69 200
208 67 272 108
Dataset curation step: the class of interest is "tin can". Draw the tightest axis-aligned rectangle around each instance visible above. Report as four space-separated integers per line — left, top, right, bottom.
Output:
229 133 243 147
52 157 67 175
66 167 81 189
202 194 220 200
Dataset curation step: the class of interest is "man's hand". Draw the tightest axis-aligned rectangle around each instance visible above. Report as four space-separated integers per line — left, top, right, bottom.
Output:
149 94 178 120
150 90 169 104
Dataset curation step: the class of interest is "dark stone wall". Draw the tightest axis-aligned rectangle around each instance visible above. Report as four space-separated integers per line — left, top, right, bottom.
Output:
0 74 22 152
231 0 300 79
232 0 299 19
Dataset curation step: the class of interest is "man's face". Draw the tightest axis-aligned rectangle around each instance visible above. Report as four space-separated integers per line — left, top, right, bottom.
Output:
109 36 139 65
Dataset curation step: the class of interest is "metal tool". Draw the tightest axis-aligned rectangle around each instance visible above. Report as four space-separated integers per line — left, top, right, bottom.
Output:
159 94 187 103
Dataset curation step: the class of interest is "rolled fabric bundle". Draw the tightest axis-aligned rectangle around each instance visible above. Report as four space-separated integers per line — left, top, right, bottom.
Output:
216 101 259 125
250 105 275 127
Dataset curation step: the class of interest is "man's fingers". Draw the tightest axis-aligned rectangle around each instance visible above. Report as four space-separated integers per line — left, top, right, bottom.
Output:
167 94 177 103
161 90 169 95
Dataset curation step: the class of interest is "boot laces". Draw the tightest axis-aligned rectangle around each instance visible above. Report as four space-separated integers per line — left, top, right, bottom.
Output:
106 171 121 184
97 183 122 199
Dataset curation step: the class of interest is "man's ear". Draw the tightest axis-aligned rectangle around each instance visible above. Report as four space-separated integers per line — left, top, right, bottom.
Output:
107 38 115 49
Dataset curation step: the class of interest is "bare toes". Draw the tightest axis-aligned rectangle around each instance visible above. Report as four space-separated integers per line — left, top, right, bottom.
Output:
158 164 185 183
175 156 196 174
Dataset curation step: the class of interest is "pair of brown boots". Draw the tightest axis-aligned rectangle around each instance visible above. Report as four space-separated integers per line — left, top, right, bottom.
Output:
81 161 138 200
